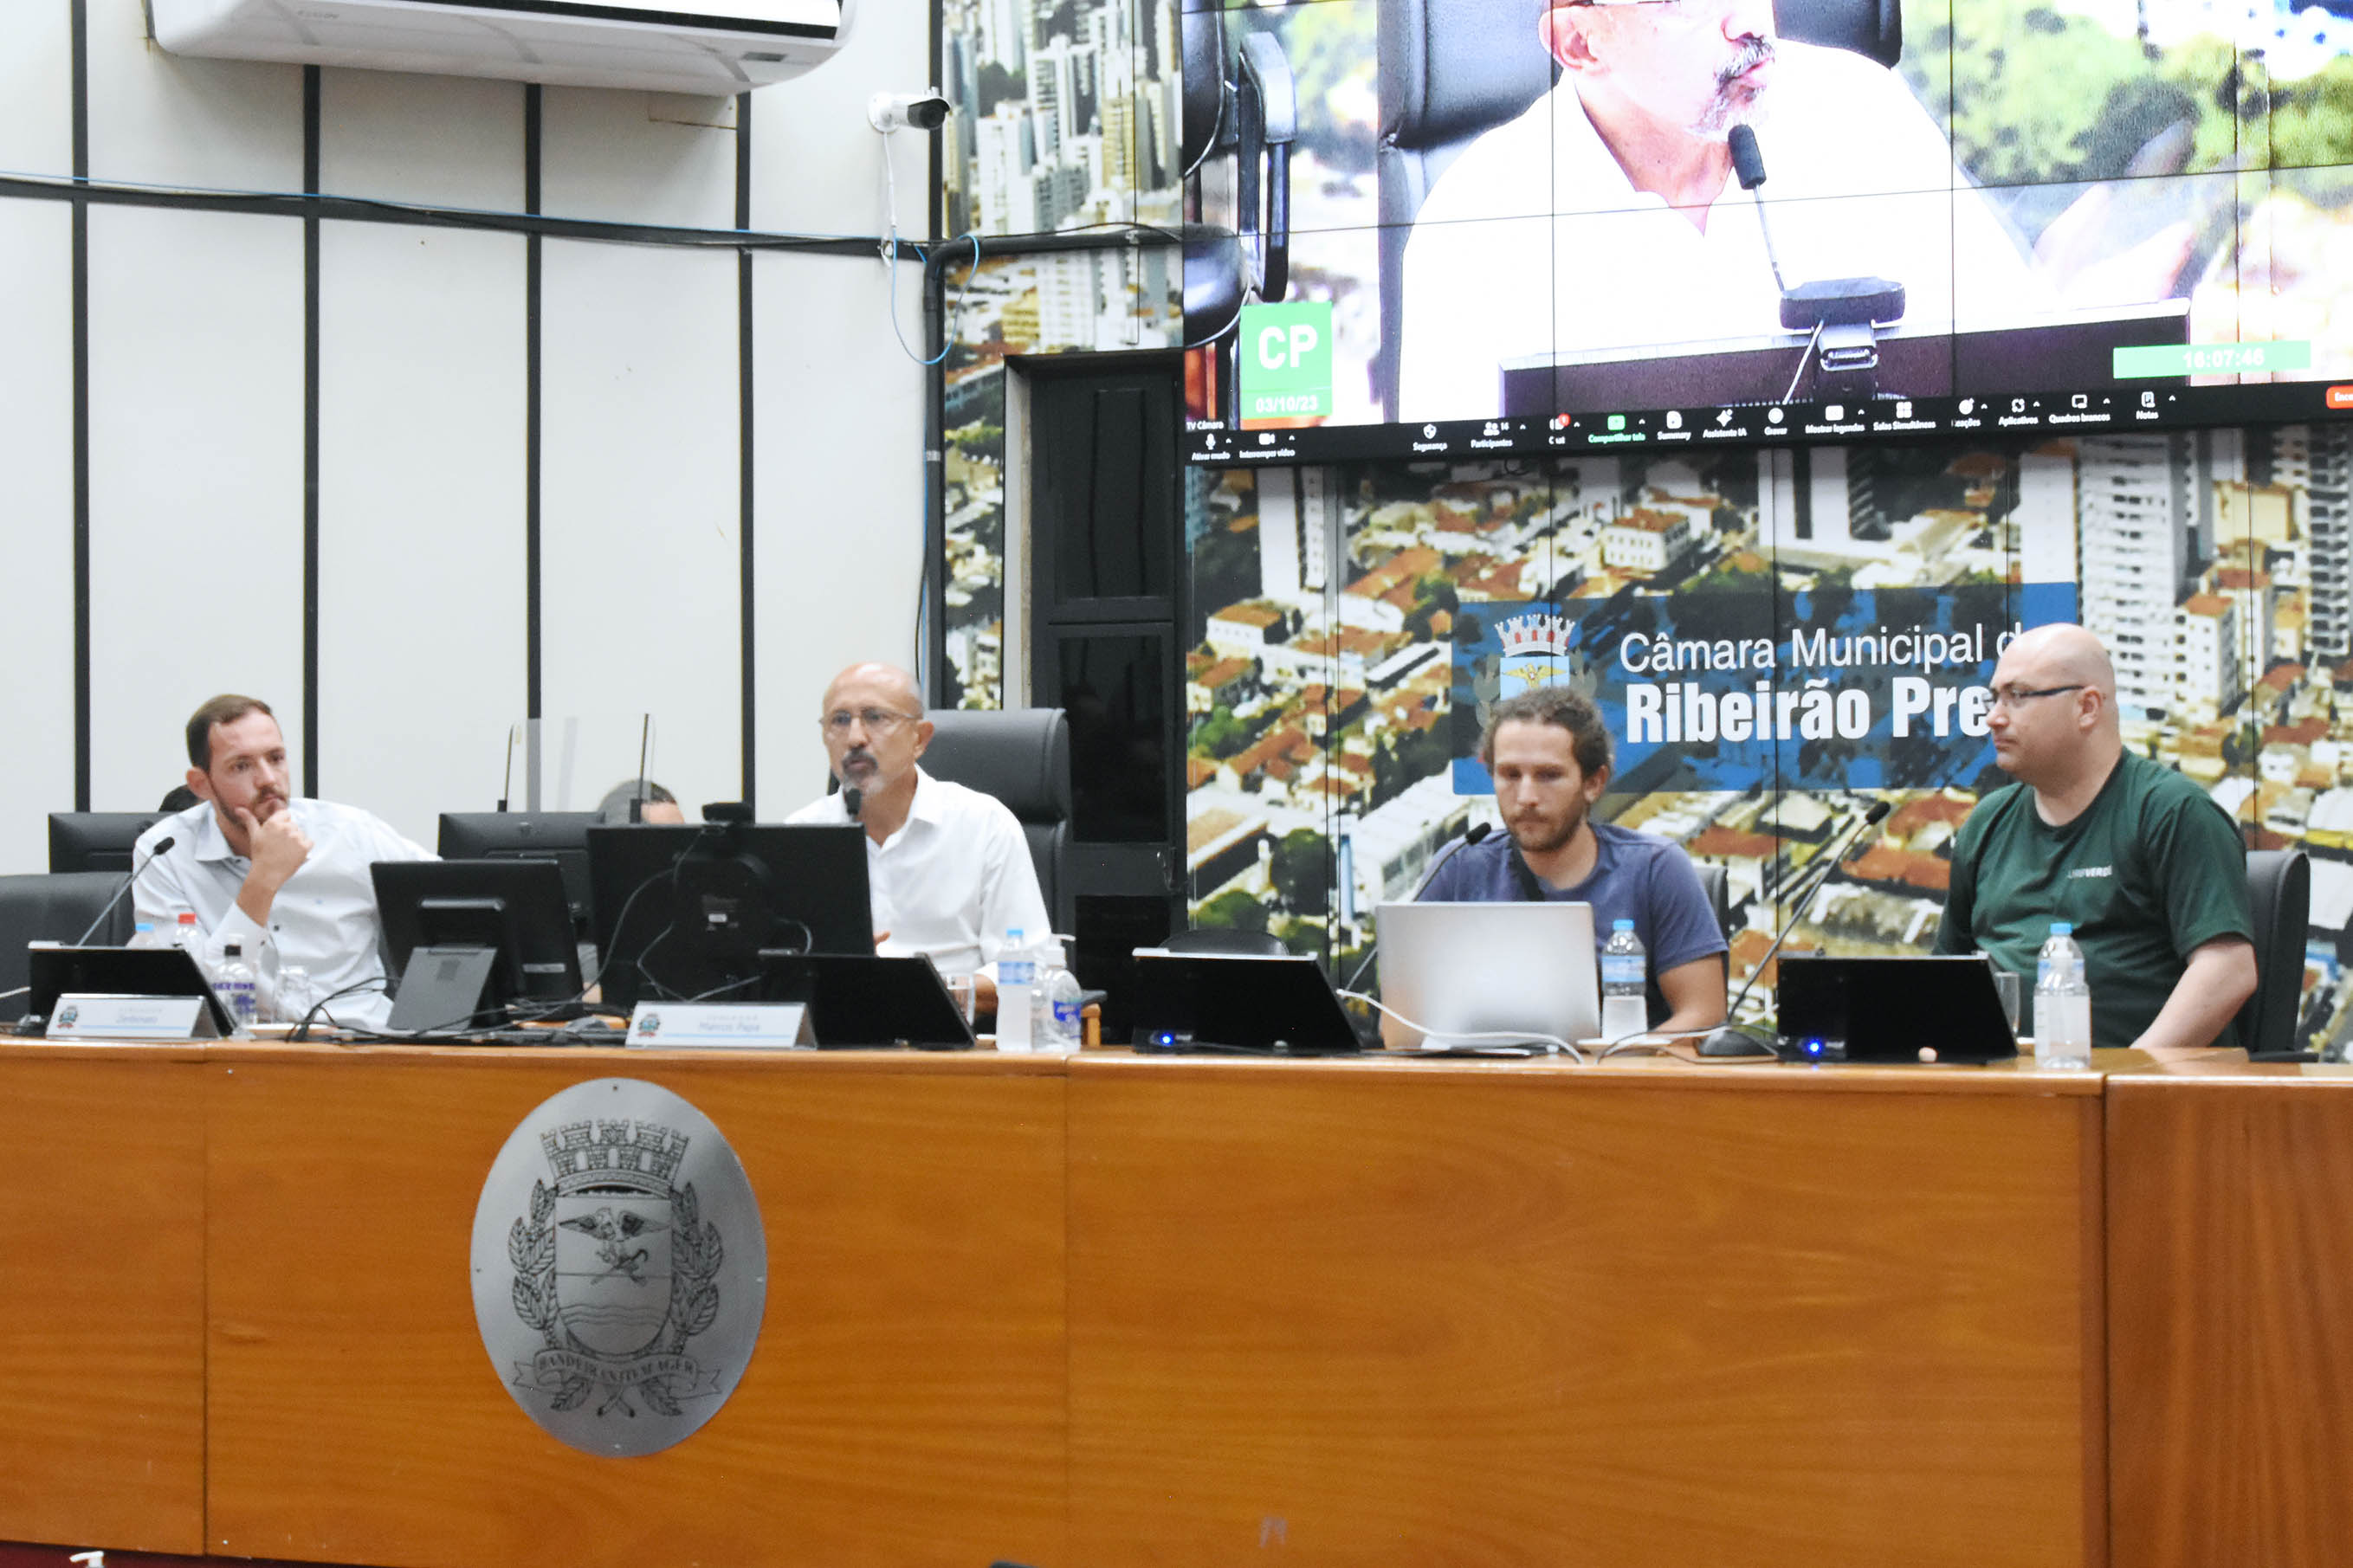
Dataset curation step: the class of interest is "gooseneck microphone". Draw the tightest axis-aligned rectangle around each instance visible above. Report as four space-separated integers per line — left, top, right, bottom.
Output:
1726 124 1787 294
1699 799 1891 1056
842 785 864 821
75 836 175 945
1339 822 1494 995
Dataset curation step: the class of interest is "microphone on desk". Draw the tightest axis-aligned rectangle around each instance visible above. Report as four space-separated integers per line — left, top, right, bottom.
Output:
74 836 174 946
1698 800 1890 1058
1338 822 1493 996
842 785 864 821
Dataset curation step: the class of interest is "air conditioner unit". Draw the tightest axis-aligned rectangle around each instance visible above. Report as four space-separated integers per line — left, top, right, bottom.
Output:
150 0 856 95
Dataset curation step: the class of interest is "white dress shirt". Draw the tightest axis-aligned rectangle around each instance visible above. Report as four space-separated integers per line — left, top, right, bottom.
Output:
785 769 1055 975
133 799 434 1029
1398 42 2054 420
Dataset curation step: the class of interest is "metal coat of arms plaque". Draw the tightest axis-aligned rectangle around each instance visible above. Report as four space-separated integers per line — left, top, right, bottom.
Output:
470 1078 768 1456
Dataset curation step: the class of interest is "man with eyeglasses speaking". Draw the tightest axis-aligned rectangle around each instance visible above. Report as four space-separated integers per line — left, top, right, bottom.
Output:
786 661 1052 1005
1394 0 2062 422
1931 624 2255 1055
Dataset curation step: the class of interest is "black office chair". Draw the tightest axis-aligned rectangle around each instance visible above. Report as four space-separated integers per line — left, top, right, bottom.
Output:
1372 0 1904 417
0 872 135 1022
48 811 168 873
1182 8 1297 422
1164 926 1287 957
1694 861 1732 943
921 708 1076 935
2239 848 2311 1060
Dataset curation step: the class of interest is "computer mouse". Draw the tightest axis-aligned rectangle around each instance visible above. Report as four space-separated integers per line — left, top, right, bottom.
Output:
1697 1025 1776 1058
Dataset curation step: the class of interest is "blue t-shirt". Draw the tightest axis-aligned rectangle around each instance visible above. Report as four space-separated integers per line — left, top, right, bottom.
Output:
1419 822 1729 1023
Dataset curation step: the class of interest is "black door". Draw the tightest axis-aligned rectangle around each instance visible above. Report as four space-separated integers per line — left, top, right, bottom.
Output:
1026 355 1186 1035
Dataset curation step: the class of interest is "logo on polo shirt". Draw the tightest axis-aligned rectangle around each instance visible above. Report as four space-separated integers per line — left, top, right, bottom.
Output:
2067 865 2114 879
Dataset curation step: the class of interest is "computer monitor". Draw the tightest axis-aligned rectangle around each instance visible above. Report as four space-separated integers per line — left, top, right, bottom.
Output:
585 823 873 1011
1125 951 1365 1055
49 812 169 873
757 952 975 1049
1374 901 1600 1049
371 859 585 1033
436 812 600 932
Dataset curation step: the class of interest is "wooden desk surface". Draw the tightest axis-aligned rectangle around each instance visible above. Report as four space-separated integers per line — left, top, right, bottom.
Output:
8 1041 2345 1568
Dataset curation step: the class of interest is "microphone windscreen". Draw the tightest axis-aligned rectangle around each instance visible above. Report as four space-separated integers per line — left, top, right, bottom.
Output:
1861 800 1891 825
1727 124 1768 190
1465 822 1493 844
149 836 177 856
843 787 864 820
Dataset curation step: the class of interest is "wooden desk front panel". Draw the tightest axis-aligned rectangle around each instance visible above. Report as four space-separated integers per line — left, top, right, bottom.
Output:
202 1051 1067 1568
1068 1061 2105 1568
0 1048 206 1556
2108 1075 2353 1568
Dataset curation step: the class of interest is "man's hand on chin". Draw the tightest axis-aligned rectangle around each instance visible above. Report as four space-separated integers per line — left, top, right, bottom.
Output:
234 805 313 923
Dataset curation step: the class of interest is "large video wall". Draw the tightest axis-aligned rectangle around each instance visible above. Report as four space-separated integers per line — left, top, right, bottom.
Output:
937 0 2353 1053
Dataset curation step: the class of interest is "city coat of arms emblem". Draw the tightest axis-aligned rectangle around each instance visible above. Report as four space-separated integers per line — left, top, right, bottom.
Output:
470 1078 767 1456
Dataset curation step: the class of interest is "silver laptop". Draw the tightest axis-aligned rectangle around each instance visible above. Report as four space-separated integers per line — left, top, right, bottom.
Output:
1374 901 1600 1049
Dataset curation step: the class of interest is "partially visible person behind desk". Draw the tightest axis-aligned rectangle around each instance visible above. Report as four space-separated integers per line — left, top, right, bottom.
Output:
1421 686 1727 1033
135 694 432 1029
1933 624 2255 1052
595 778 685 825
785 661 1051 1005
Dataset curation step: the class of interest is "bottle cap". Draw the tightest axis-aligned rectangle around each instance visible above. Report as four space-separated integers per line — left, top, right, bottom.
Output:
2048 921 2072 937
224 942 242 956
1613 919 1634 931
178 912 197 924
134 922 152 932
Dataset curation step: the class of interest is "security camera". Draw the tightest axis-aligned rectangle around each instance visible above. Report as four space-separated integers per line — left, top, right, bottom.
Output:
869 90 952 133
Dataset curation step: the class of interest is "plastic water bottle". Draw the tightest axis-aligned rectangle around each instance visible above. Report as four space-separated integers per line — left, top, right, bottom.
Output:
172 912 200 950
2034 922 2093 1070
1600 919 1649 1041
997 928 1037 1053
127 921 164 951
1038 939 1085 1055
214 942 259 1036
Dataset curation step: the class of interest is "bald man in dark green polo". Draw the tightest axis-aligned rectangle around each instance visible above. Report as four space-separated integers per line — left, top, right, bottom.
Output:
1933 623 2256 1054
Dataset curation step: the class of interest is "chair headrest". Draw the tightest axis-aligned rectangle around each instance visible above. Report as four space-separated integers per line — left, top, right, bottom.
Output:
1380 0 1555 153
921 708 1073 824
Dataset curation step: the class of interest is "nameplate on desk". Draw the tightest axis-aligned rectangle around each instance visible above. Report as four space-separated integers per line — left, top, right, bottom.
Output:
47 992 218 1040
626 1001 814 1049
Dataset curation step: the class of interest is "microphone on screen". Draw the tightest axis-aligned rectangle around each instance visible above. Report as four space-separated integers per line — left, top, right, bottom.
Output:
1339 822 1495 996
1699 799 1891 1058
75 836 175 945
1725 125 1788 295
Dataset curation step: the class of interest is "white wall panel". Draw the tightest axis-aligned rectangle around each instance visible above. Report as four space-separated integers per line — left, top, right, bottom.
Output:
85 0 302 192
540 241 742 815
320 69 525 212
0 1 72 178
749 0 930 236
0 200 77 873
540 88 737 230
318 223 527 848
87 206 305 812
751 250 925 812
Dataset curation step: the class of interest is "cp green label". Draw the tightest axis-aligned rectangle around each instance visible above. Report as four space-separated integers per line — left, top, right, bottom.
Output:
1238 300 1334 423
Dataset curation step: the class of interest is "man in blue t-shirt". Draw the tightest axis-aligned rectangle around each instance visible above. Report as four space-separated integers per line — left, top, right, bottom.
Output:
1421 686 1729 1032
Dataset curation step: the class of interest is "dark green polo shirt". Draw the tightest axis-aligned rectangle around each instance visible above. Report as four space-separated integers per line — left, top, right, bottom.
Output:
1933 751 2253 1049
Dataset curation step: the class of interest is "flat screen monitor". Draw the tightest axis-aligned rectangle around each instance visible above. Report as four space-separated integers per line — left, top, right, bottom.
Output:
49 812 168 874
1176 0 2353 467
1126 951 1366 1055
25 945 236 1036
372 859 585 1031
436 812 600 932
757 952 976 1049
586 823 873 1011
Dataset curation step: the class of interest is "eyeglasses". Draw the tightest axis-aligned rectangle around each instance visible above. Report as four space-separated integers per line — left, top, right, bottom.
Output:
1988 683 2085 711
821 707 921 736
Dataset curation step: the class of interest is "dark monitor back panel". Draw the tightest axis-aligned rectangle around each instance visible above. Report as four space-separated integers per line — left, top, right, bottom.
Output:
586 823 873 1011
1774 955 2018 1064
49 812 169 873
438 812 599 928
758 953 974 1049
371 858 585 1005
1128 952 1364 1055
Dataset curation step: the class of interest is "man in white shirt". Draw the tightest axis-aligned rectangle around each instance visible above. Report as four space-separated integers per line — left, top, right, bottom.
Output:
134 694 432 1029
785 662 1052 1001
1398 0 2059 421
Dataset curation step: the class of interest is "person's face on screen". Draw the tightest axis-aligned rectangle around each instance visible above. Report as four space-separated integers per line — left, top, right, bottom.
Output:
1489 719 1608 856
191 711 294 827
819 668 931 797
1552 0 1779 140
